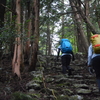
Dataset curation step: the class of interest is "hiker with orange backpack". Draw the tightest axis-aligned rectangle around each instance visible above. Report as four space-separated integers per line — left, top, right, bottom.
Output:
57 39 75 75
87 34 100 92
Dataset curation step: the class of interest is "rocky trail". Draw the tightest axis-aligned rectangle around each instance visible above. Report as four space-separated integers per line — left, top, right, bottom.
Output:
0 55 100 100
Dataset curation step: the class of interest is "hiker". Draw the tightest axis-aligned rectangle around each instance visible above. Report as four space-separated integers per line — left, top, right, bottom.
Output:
87 34 100 92
57 39 75 75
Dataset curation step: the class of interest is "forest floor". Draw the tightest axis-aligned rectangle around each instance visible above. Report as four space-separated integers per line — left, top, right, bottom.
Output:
0 54 100 100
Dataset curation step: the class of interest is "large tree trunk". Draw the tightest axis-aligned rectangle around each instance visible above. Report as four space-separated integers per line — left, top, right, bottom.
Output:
29 0 39 71
24 1 32 61
12 0 23 79
10 0 16 58
69 0 89 53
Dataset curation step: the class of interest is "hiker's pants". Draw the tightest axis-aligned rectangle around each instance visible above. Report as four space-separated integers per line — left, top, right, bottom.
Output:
92 56 100 91
92 56 100 79
61 55 71 74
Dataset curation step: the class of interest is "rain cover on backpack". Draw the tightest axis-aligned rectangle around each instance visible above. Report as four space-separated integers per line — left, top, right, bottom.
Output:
91 34 100 54
60 39 72 53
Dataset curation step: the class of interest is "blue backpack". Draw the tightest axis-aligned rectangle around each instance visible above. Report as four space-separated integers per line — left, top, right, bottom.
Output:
60 39 72 53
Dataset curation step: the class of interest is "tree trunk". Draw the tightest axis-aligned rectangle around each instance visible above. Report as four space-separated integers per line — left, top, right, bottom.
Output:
69 0 89 53
10 0 16 57
46 24 51 55
85 0 91 44
29 0 39 71
24 1 32 60
12 0 22 79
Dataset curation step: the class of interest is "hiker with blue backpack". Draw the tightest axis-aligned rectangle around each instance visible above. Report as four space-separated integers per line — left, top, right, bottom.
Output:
57 39 75 75
88 34 100 92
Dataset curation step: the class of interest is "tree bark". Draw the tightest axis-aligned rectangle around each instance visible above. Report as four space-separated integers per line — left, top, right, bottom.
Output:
12 0 22 79
85 0 91 44
29 0 39 71
46 24 51 55
24 1 32 60
69 0 89 53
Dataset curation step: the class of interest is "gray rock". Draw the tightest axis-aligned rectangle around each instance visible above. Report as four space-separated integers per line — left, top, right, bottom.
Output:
26 81 41 90
76 89 91 94
69 95 83 100
74 84 89 89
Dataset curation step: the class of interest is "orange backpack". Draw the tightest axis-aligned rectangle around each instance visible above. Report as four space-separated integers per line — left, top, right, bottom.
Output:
91 34 100 54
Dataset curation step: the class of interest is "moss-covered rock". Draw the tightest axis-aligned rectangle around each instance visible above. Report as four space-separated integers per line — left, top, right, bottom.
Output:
11 92 34 100
56 94 69 100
